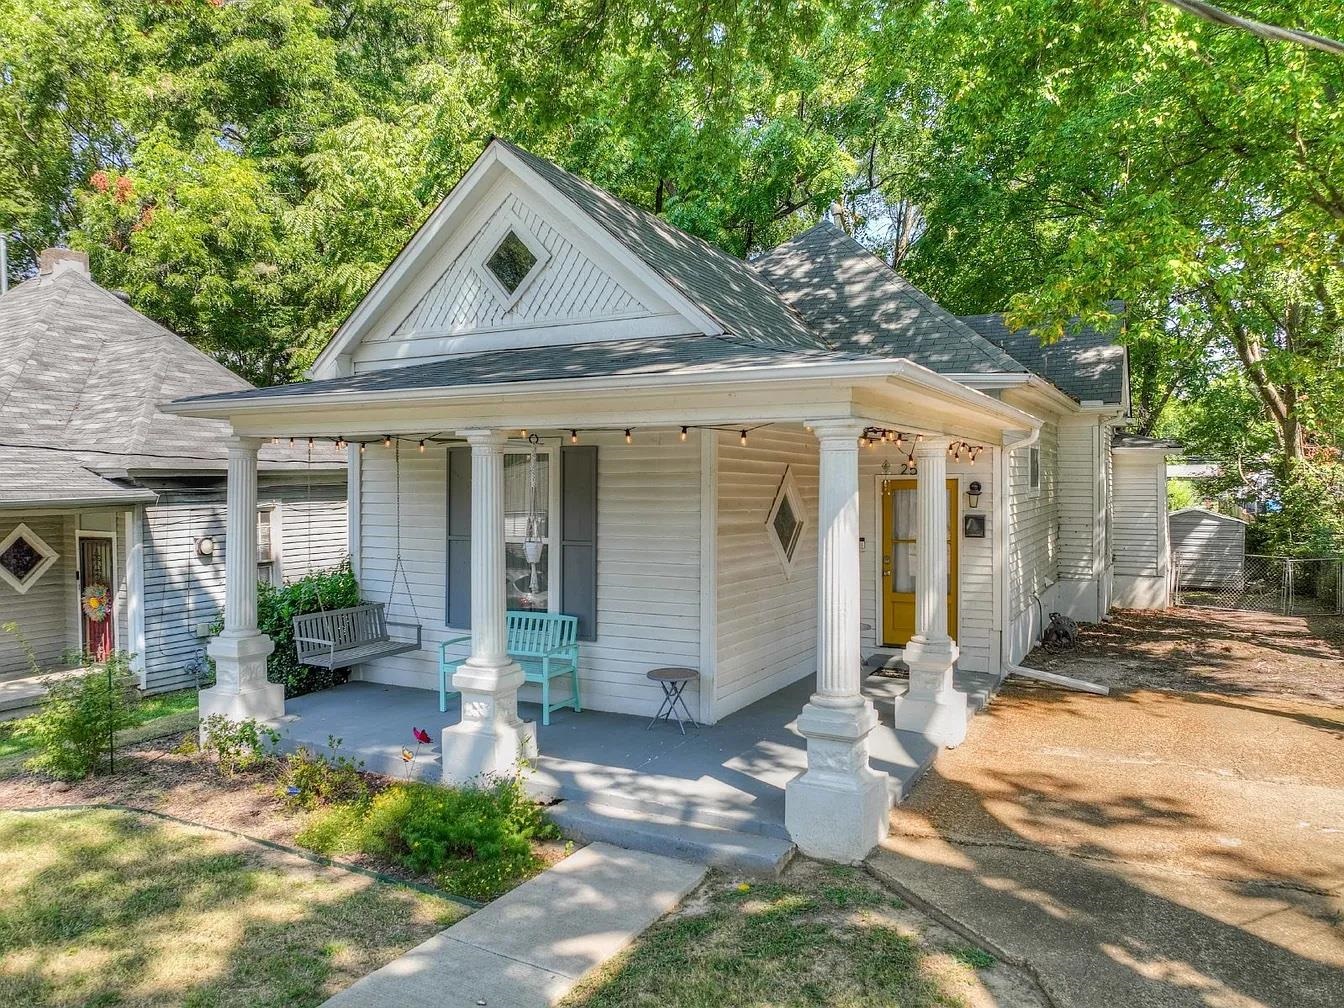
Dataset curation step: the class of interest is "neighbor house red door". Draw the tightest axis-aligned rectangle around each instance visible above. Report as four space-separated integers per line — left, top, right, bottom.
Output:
79 537 115 661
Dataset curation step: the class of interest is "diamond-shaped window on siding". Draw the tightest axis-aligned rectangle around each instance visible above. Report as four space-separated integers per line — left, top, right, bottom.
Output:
485 231 539 296
765 468 807 576
0 523 59 594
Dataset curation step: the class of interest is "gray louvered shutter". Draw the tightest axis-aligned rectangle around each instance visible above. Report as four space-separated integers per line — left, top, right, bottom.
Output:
446 446 472 629
560 445 598 641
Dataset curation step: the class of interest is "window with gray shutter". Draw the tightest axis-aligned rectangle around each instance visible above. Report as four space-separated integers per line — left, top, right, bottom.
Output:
560 445 598 641
446 446 472 628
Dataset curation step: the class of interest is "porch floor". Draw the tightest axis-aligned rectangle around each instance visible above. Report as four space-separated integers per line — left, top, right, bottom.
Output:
270 668 996 840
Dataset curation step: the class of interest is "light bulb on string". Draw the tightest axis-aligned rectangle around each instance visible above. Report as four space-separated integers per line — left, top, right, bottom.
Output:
570 430 578 444
625 429 633 445
680 426 688 442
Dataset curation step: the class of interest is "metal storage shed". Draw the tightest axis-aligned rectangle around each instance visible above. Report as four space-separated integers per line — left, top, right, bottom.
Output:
1169 507 1247 589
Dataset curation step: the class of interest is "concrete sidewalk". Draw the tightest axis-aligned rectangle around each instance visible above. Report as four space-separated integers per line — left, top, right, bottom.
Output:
321 842 706 1008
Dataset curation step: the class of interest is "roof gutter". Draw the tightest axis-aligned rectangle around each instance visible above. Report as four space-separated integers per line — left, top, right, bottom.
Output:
166 356 1039 432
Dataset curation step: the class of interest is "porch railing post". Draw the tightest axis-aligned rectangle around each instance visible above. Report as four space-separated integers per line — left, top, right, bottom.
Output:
895 435 967 747
441 429 536 782
201 435 283 725
785 420 890 863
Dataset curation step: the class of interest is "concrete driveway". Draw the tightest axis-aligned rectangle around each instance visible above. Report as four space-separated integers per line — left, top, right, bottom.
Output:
868 668 1344 1008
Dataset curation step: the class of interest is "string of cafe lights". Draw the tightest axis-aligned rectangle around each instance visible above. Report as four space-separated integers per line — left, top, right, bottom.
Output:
859 427 986 468
277 425 986 458
277 423 778 453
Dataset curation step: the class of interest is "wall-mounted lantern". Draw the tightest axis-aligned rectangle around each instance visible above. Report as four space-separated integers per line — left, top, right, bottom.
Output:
966 481 983 509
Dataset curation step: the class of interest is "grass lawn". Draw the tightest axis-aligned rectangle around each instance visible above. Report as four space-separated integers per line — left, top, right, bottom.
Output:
0 808 465 1008
562 861 1030 1008
0 688 198 776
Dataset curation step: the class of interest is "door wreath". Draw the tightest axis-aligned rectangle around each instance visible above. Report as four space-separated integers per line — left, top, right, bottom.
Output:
82 584 111 622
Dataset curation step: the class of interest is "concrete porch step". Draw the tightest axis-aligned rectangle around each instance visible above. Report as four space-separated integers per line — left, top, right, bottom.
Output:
548 798 796 877
0 672 64 722
525 770 793 842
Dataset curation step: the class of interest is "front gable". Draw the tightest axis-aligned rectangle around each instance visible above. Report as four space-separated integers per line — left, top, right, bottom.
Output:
317 143 720 378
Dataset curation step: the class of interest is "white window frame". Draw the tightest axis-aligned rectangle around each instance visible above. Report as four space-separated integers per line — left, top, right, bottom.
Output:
1028 446 1042 495
477 211 551 310
503 443 562 612
765 466 807 578
257 505 281 586
0 522 60 594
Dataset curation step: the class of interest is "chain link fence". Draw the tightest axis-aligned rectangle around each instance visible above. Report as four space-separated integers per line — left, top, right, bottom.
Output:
1174 555 1344 615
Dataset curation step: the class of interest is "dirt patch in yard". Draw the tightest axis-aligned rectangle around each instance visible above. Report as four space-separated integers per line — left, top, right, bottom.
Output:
877 609 1344 1008
1019 606 1344 705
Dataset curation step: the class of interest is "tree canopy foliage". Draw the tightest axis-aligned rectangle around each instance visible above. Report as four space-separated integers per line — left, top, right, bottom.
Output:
2 0 1341 548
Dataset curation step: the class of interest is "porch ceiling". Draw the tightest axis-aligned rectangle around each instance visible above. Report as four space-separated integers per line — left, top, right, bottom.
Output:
164 358 1040 447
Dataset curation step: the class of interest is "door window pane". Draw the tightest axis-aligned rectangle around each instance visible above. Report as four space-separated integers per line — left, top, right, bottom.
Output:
506 542 549 611
892 486 916 541
503 452 550 612
894 542 916 593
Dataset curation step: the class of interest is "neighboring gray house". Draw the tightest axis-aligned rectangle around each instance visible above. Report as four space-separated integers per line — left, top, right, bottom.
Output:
0 249 347 700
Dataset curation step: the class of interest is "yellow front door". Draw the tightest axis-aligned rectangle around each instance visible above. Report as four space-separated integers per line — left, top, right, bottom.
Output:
881 478 958 647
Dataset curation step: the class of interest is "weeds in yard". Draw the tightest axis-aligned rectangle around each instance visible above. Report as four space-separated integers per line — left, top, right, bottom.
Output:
298 776 560 901
201 715 280 774
13 652 139 781
278 736 369 810
950 945 997 969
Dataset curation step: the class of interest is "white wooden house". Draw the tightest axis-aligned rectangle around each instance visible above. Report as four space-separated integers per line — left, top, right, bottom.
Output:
0 250 347 711
168 140 1173 862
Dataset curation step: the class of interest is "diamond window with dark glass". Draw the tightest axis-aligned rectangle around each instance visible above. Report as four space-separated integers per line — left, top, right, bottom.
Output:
771 494 803 562
485 231 538 295
0 536 44 584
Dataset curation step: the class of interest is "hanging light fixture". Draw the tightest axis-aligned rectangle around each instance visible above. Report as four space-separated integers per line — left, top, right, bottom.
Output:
680 426 688 442
625 429 633 445
383 434 392 448
418 440 426 453
570 430 579 444
740 429 748 446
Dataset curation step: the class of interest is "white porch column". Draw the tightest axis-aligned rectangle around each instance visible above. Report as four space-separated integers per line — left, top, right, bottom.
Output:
201 436 283 723
894 436 968 747
441 429 537 782
785 421 890 862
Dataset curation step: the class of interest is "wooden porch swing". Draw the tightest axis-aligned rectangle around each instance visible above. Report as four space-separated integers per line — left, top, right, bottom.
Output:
292 440 422 670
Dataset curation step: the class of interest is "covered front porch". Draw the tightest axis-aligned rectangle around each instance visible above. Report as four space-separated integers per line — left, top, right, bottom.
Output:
268 666 995 853
171 354 1038 861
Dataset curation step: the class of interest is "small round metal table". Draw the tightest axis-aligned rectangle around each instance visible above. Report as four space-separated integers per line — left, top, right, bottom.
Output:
645 667 700 734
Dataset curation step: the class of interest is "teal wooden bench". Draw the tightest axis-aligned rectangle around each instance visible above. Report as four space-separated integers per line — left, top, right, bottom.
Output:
439 611 582 725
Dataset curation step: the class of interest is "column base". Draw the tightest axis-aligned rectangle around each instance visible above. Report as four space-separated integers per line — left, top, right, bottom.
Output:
894 635 967 748
785 700 891 863
201 632 283 725
441 659 538 785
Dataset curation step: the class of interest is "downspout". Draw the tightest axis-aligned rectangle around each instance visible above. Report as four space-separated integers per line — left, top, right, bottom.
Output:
995 427 1038 680
996 427 1109 696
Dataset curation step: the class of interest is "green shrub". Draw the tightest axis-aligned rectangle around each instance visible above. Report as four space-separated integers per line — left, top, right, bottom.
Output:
298 776 560 901
209 560 362 697
17 653 139 781
278 736 369 810
200 714 279 774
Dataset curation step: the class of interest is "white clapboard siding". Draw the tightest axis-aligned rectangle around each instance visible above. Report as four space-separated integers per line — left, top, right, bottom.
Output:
1169 510 1246 586
353 431 702 717
368 193 652 348
713 427 818 717
1056 423 1100 579
858 446 996 674
139 481 348 694
1008 421 1060 620
0 515 75 677
1112 457 1167 577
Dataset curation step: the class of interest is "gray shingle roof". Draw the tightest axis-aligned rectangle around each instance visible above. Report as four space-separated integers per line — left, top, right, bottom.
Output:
0 269 343 502
959 312 1127 405
752 223 1028 375
1 446 155 507
175 334 853 406
1113 432 1180 450
502 141 828 354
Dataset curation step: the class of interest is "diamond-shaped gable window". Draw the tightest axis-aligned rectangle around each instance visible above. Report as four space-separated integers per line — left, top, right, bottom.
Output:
485 231 538 296
0 523 59 594
765 468 807 575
